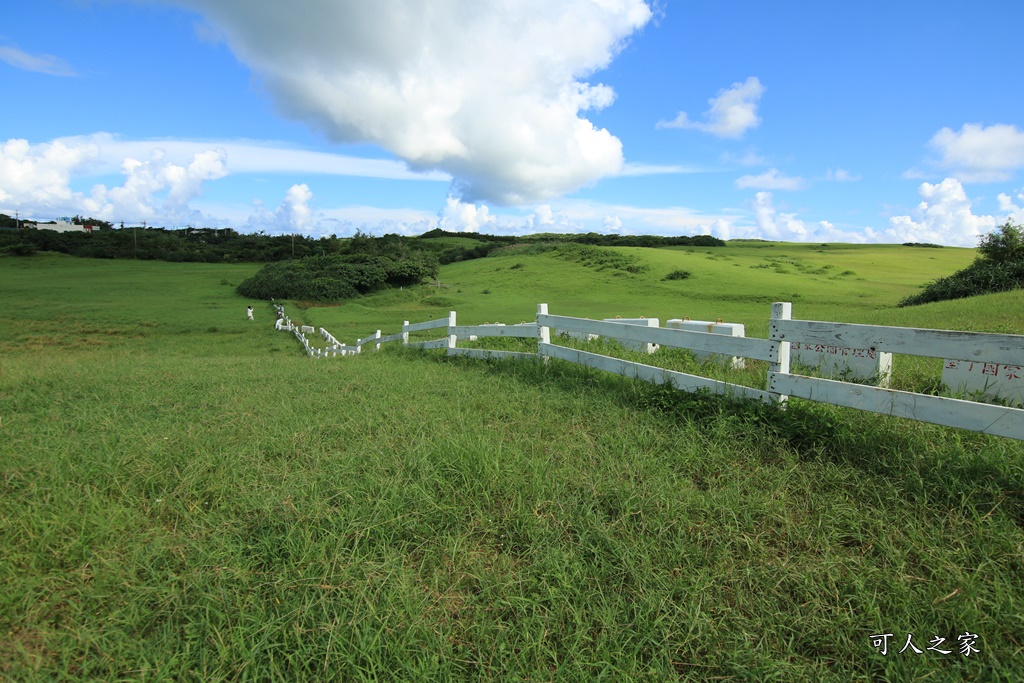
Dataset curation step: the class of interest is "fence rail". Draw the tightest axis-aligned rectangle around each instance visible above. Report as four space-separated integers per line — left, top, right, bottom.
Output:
538 314 775 361
772 319 1024 365
539 342 771 402
274 302 1024 441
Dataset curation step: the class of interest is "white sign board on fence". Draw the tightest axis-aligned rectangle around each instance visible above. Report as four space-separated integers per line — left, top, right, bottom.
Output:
942 359 1024 407
666 319 746 369
790 342 892 386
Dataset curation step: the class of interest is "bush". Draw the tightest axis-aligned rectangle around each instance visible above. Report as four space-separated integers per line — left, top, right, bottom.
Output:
2 242 38 256
551 243 650 275
663 269 691 281
899 259 1024 306
978 220 1024 263
236 251 438 301
899 222 1024 306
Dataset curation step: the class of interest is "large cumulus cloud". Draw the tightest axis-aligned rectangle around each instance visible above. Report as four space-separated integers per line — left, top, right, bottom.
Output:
163 0 652 205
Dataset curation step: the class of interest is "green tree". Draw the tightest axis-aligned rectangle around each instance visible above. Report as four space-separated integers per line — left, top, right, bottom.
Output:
978 220 1024 264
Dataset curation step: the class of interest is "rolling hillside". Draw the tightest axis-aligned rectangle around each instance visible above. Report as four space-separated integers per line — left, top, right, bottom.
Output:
1 246 1021 681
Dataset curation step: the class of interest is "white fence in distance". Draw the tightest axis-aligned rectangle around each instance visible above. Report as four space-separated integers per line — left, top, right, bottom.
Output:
276 302 1024 441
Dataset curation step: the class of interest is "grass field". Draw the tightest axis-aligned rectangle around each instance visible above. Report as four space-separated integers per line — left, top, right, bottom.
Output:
2 246 1023 681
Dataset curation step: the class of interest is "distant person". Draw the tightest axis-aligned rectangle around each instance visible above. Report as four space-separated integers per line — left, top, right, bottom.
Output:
247 306 254 321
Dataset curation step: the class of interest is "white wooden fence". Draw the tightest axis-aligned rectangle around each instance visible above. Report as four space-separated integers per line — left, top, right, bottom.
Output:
276 302 1024 441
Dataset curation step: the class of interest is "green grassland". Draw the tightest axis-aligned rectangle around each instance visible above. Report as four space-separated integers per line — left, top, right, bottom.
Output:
2 245 1023 681
294 241 994 341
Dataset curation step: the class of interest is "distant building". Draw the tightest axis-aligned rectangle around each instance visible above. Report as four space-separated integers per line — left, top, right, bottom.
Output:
35 217 96 233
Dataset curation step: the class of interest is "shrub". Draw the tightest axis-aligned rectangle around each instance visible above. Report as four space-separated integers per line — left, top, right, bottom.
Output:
899 259 1024 306
978 220 1024 263
2 242 38 256
663 269 691 281
899 222 1024 306
236 251 438 301
551 243 650 275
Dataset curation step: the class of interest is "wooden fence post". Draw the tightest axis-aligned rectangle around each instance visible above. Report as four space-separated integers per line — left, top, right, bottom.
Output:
537 303 550 363
402 321 409 347
374 330 381 351
768 301 792 406
447 311 457 352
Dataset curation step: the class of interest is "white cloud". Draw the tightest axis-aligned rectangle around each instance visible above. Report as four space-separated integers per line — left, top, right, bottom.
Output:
734 168 806 191
619 162 703 176
168 0 653 205
657 76 764 138
720 150 768 167
245 200 438 237
421 197 741 238
926 123 1024 183
886 178 997 246
55 133 449 181
825 168 860 182
603 215 623 232
745 192 873 243
0 134 451 225
437 196 497 233
996 190 1024 225
0 137 228 223
751 192 806 240
279 183 313 232
82 148 229 222
0 45 77 76
0 138 97 206
540 199 737 237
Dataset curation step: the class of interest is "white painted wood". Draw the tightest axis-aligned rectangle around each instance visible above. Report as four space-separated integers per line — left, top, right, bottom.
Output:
942 359 1024 407
402 321 410 346
539 343 770 402
449 324 541 339
537 304 550 345
537 304 551 365
772 319 1024 366
301 325 315 333
378 331 406 345
770 372 1024 440
666 319 746 368
538 314 773 361
448 348 538 361
357 331 380 347
408 338 449 350
447 311 457 350
405 317 450 333
768 302 792 405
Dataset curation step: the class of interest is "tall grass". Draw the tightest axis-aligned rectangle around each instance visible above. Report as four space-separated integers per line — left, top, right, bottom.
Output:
1 251 1023 681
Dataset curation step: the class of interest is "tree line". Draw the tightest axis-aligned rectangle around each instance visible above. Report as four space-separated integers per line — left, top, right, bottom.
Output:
0 217 724 264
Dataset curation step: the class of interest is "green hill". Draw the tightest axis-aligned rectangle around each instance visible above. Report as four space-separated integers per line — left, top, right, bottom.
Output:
293 241 985 341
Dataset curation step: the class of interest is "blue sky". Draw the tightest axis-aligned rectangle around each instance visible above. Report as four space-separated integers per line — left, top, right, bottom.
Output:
2 0 1023 245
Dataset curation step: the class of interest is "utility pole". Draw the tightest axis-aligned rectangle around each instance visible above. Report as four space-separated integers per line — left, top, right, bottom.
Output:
15 210 19 230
